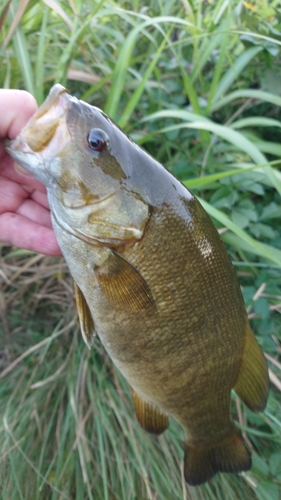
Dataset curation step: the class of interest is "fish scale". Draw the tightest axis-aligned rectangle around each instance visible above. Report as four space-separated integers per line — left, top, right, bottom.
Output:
5 84 269 486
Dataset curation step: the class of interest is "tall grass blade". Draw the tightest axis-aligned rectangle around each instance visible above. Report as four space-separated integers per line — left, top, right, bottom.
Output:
184 164 265 188
118 30 171 128
42 0 73 30
3 0 30 49
191 29 226 84
0 0 12 31
35 6 49 104
211 89 281 112
143 112 281 194
7 2 34 94
105 16 192 119
213 46 263 103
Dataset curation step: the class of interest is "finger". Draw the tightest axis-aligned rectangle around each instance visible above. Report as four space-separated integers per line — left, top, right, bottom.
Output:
16 198 53 228
0 176 46 214
0 90 37 139
30 188 50 210
0 176 29 214
0 158 47 193
0 212 62 256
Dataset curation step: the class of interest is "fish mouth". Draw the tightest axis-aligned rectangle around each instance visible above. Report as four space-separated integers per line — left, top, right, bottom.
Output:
33 84 69 122
5 85 72 180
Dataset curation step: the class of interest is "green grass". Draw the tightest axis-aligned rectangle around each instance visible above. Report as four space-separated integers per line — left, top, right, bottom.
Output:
1 0 281 498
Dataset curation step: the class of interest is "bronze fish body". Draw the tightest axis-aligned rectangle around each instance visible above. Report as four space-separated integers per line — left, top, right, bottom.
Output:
5 84 269 485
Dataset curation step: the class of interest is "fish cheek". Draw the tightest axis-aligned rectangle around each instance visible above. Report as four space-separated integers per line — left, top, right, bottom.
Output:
86 189 151 245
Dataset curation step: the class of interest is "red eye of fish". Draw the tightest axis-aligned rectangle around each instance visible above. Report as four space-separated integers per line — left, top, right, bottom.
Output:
87 129 107 152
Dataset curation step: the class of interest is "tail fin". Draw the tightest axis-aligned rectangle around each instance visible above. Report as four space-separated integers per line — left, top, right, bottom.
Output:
184 425 251 486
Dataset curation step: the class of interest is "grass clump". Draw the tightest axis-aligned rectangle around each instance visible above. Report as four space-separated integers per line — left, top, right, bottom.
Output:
0 0 281 499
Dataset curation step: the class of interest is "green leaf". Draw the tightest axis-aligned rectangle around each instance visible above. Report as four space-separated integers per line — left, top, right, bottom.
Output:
210 186 238 208
269 453 281 477
253 298 270 320
252 455 269 476
257 481 280 500
261 202 281 221
199 198 281 266
231 209 250 229
250 223 277 240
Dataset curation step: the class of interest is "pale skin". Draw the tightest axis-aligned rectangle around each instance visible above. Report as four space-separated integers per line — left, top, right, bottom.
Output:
0 89 61 255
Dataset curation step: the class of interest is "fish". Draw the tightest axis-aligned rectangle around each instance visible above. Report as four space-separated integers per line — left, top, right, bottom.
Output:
5 84 269 486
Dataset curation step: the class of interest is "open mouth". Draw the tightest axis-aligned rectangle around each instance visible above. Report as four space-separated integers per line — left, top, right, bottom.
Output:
4 85 72 172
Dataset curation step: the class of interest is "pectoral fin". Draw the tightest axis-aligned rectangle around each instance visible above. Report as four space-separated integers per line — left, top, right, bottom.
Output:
233 323 269 412
131 388 169 435
74 281 96 349
95 250 157 312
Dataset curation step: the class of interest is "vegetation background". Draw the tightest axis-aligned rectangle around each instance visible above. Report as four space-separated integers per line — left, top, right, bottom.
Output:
0 0 281 499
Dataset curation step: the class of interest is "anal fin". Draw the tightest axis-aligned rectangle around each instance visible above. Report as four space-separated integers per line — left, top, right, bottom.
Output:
184 424 251 486
74 281 96 349
131 388 169 435
233 323 269 412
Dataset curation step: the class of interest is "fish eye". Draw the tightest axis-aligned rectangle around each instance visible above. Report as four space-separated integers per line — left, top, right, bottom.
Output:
87 129 108 152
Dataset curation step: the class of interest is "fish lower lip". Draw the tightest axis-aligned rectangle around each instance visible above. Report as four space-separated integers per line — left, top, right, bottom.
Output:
4 135 33 159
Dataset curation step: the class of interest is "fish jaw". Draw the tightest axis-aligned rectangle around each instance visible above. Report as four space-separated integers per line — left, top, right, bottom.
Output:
4 84 72 187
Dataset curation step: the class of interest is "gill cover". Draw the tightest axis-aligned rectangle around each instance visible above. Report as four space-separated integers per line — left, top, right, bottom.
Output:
53 186 150 247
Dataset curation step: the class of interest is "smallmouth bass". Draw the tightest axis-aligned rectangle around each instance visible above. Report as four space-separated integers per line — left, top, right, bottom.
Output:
5 84 269 486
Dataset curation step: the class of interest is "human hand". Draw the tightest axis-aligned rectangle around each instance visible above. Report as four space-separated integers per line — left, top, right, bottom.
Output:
0 89 61 255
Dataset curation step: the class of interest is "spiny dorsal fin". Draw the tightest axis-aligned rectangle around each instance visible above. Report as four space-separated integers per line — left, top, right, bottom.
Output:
233 323 269 412
95 250 157 312
74 281 96 349
131 388 169 435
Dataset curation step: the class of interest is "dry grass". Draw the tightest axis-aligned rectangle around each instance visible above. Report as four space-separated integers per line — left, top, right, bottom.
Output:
1 243 280 500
